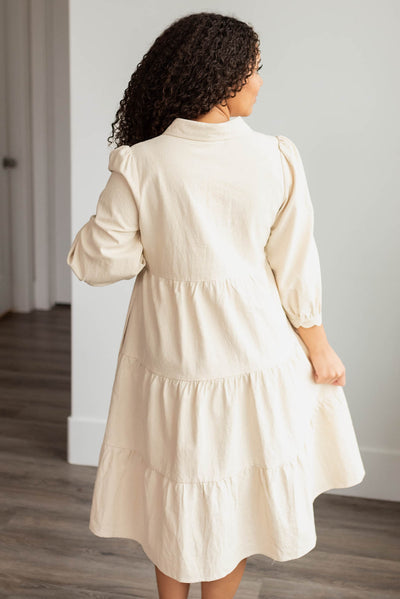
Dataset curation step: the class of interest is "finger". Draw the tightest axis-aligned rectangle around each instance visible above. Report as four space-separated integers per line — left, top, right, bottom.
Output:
313 370 332 384
335 372 346 386
314 372 344 385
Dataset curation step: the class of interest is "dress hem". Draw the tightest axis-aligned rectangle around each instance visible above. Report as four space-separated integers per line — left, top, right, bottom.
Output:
88 470 365 584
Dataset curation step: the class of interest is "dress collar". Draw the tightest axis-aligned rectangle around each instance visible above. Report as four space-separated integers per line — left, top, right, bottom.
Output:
162 116 252 141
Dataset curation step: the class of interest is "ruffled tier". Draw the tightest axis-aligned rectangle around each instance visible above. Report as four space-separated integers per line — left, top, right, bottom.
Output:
120 264 309 381
88 342 365 583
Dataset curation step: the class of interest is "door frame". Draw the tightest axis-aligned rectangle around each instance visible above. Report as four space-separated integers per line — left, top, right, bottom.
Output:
4 0 55 312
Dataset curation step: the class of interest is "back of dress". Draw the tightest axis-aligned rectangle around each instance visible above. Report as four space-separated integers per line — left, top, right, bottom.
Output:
133 117 282 280
67 117 322 376
66 116 365 584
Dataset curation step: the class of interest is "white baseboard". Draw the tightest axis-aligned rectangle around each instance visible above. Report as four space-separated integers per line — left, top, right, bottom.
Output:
328 446 400 502
67 415 105 467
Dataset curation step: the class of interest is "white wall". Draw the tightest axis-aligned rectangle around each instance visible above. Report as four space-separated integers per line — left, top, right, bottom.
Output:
67 0 400 501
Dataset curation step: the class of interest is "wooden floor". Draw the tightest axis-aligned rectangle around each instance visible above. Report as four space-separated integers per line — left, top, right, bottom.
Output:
0 305 399 598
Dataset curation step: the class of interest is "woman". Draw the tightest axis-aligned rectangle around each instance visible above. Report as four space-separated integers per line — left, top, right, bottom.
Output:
67 11 365 599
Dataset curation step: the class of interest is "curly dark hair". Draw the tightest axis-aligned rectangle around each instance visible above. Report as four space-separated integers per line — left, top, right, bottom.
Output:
107 11 260 147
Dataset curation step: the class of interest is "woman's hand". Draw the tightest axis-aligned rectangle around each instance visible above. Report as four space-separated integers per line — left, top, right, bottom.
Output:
294 324 346 386
308 344 346 386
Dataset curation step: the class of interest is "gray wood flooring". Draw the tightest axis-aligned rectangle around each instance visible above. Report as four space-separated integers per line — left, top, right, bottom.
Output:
0 305 398 598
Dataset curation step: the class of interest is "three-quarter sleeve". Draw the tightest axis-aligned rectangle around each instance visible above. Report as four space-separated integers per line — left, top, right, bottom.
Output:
67 146 146 286
264 135 322 328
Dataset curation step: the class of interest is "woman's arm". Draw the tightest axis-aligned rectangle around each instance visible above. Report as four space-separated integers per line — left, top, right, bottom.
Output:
265 135 346 387
67 146 146 286
295 324 346 386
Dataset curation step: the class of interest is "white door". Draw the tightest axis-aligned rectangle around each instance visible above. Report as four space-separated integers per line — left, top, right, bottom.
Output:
0 0 13 317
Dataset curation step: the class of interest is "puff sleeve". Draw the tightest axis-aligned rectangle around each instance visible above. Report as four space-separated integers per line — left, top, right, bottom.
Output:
67 146 146 286
264 135 322 328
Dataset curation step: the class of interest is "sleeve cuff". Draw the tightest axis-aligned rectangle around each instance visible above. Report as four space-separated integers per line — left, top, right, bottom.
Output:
287 313 322 328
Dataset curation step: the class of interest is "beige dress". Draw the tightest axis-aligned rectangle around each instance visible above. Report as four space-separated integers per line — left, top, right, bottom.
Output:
67 116 366 583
